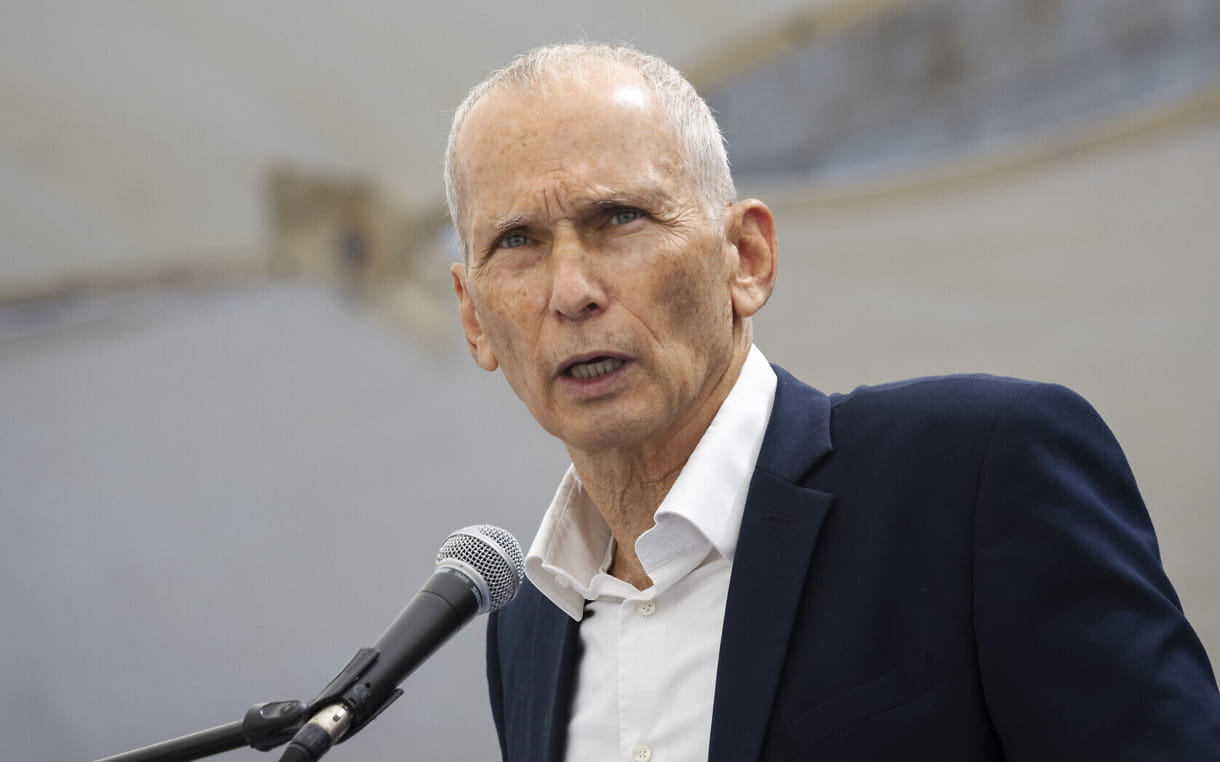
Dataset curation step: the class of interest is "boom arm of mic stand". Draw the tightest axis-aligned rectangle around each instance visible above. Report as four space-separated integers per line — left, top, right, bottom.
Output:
92 700 310 762
93 646 394 762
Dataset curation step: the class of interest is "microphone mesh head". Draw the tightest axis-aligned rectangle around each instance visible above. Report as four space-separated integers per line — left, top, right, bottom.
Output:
436 525 525 612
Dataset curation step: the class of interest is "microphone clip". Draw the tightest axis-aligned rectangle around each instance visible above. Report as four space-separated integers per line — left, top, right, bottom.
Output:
303 646 404 742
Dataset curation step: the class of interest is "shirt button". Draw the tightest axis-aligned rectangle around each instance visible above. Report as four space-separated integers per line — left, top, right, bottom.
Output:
632 745 652 762
637 600 657 617
554 575 570 588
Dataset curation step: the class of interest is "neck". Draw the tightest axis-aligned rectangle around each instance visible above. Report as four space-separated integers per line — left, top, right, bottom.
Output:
566 336 751 588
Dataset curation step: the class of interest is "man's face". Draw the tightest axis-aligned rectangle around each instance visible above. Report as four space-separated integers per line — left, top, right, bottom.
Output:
450 65 745 456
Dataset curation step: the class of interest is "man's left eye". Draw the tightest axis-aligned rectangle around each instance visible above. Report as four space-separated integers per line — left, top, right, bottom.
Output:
611 208 642 225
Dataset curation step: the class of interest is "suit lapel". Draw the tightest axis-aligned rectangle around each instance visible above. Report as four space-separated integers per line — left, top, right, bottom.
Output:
541 603 581 762
708 367 835 762
505 582 581 762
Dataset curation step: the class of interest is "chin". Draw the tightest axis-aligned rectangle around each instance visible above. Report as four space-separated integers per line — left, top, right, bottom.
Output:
557 413 663 453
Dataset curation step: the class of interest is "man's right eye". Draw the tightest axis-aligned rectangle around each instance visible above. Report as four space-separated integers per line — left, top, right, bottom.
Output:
498 232 529 249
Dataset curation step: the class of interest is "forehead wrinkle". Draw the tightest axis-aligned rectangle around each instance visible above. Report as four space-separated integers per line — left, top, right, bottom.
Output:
543 186 563 220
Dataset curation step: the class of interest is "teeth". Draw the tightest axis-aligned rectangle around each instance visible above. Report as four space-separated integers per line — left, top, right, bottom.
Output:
567 357 624 380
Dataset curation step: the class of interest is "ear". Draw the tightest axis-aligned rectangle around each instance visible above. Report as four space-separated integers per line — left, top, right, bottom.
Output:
724 200 778 318
450 262 499 371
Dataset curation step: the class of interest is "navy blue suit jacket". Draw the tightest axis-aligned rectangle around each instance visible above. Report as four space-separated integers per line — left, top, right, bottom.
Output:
487 368 1220 760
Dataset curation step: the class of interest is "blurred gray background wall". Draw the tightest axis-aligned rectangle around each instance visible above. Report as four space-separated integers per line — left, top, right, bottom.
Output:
2 2 1217 761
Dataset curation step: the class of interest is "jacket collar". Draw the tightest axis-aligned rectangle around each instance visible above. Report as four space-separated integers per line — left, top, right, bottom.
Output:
708 366 836 762
754 365 834 482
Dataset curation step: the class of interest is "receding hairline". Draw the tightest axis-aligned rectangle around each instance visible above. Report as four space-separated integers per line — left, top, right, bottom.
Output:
453 58 667 154
444 42 736 255
448 58 677 203
449 60 684 202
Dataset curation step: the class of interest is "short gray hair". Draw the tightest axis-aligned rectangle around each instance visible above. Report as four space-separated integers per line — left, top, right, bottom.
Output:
443 42 736 254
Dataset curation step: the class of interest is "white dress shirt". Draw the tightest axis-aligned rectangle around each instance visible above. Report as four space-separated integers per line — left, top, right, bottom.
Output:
524 345 778 762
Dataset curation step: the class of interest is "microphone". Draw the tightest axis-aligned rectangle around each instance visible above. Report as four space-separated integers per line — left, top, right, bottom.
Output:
280 524 524 762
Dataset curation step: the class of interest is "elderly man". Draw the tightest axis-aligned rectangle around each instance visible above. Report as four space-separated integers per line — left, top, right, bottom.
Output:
445 42 1220 762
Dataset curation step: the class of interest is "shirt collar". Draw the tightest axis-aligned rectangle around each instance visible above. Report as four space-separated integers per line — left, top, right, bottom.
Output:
525 346 778 620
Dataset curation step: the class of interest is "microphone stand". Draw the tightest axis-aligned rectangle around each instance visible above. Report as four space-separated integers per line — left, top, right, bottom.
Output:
93 645 391 762
93 700 310 762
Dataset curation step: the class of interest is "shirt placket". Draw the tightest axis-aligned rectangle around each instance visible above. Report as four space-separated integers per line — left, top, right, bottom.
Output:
617 592 664 762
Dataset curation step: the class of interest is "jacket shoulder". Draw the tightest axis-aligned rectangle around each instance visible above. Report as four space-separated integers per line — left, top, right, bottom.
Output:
827 373 1097 428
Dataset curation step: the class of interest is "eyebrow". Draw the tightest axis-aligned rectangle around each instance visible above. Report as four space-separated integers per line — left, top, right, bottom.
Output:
588 196 641 212
489 213 530 237
478 184 672 247
590 183 669 209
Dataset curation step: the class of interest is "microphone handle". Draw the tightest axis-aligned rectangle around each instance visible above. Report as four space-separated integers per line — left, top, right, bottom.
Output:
359 565 482 704
280 566 483 762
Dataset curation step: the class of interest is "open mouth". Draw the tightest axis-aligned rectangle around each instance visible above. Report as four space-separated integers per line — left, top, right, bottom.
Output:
564 357 625 380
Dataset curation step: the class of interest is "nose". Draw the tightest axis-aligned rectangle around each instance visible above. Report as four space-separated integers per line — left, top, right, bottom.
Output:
548 234 606 320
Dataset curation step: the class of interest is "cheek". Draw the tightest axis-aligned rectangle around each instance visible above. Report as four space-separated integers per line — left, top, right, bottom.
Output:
479 282 544 356
654 253 732 334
